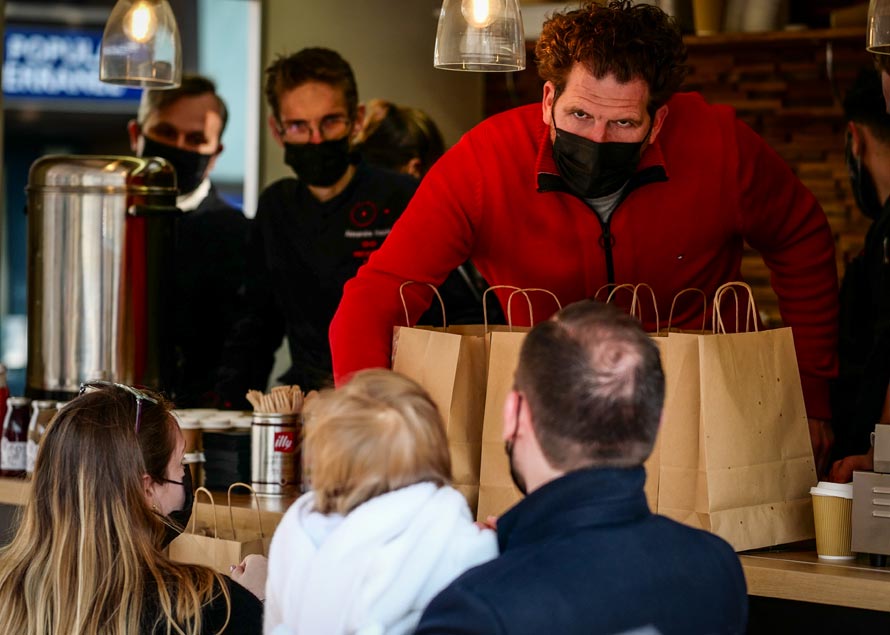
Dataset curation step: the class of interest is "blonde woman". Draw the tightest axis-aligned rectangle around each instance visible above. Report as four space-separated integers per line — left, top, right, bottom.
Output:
264 369 497 635
0 383 263 634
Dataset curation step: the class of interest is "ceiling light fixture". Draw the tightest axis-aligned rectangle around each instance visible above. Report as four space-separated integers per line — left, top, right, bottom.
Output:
99 0 182 88
868 0 890 55
434 0 525 72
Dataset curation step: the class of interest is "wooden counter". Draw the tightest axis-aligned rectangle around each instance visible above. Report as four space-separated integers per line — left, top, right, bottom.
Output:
740 550 890 613
3 476 890 613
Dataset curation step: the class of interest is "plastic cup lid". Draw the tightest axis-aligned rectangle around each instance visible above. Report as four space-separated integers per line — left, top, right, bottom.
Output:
173 413 202 429
175 408 219 419
200 418 232 430
810 481 853 499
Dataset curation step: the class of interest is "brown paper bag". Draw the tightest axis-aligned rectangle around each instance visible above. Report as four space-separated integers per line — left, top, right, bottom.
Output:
656 282 817 551
604 284 667 512
168 486 265 574
226 482 272 554
392 282 502 514
476 289 560 521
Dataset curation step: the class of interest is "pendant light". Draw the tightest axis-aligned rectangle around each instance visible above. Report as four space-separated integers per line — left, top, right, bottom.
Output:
868 0 890 55
434 0 525 72
99 0 182 88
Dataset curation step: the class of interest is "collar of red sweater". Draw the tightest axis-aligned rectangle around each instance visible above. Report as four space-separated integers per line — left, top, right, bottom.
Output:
534 124 670 195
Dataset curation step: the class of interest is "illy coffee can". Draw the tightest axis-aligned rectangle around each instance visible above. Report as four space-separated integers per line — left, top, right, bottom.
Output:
251 412 300 496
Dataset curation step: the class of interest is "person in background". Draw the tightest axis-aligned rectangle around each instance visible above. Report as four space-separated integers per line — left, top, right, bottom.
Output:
0 382 263 634
263 369 496 635
129 75 249 408
415 300 748 635
354 99 497 326
330 0 839 477
216 49 417 406
830 68 890 482
354 99 445 179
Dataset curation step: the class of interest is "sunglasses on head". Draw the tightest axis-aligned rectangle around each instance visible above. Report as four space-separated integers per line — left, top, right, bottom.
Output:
78 380 159 434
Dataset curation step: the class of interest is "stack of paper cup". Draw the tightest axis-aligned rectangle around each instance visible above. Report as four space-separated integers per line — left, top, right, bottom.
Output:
810 481 854 560
175 414 203 453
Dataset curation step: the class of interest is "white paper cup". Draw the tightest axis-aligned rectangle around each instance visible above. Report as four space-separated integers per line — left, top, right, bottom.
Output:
810 481 854 560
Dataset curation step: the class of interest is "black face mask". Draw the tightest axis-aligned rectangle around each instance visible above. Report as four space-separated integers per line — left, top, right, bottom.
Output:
141 135 213 196
504 396 528 496
284 136 352 187
161 464 194 548
552 126 650 199
846 134 885 221
504 437 529 496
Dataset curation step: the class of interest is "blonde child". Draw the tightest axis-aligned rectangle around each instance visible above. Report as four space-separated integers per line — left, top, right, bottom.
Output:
264 369 497 635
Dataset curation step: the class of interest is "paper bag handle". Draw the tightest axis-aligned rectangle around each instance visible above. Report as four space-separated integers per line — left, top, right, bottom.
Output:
712 281 759 334
604 283 636 305
630 283 660 333
506 288 562 329
187 487 219 539
482 284 521 332
605 284 660 332
227 482 266 547
398 281 447 330
667 288 707 333
590 282 623 303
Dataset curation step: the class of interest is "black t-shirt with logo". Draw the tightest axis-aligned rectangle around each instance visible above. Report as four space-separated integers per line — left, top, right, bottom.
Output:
217 162 418 399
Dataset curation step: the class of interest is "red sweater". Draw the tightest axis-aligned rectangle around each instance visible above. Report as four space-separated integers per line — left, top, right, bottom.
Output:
330 93 839 419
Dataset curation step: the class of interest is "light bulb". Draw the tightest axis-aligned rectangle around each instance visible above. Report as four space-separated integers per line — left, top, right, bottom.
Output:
460 0 504 29
123 1 157 43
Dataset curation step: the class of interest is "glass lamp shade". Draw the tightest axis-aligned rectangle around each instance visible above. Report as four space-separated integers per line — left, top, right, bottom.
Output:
868 0 890 56
99 0 182 88
434 0 525 72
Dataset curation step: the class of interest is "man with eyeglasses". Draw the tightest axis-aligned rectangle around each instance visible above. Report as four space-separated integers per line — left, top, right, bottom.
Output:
216 48 417 404
130 75 248 408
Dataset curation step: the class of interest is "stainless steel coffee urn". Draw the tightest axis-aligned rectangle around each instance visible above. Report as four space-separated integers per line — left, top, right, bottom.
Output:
25 155 179 399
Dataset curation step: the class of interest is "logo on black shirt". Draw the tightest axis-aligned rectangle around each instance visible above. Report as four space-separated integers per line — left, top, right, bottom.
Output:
350 201 378 228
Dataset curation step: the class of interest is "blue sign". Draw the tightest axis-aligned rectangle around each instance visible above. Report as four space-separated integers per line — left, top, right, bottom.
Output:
3 25 142 101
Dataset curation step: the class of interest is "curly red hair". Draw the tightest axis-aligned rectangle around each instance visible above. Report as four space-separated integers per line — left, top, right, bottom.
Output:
535 0 688 111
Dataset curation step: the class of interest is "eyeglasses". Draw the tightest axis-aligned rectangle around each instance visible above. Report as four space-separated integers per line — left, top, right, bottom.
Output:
78 380 158 434
278 114 351 143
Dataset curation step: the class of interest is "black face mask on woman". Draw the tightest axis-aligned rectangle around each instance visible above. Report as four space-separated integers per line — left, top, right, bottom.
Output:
141 135 212 196
284 136 352 187
551 110 651 199
846 134 885 221
161 464 194 548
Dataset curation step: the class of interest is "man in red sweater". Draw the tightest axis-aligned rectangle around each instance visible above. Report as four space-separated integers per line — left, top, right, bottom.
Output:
330 0 839 474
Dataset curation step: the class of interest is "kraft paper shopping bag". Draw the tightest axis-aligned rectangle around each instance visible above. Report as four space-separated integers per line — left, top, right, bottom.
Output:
168 486 265 574
476 289 560 522
656 282 817 551
392 282 503 513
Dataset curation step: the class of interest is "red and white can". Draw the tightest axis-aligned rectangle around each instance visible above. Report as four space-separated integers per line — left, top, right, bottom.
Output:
251 413 300 496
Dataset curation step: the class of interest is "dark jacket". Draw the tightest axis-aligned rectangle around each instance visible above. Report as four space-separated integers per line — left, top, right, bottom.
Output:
216 162 418 403
415 467 748 635
171 186 248 407
832 201 890 458
143 575 263 633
